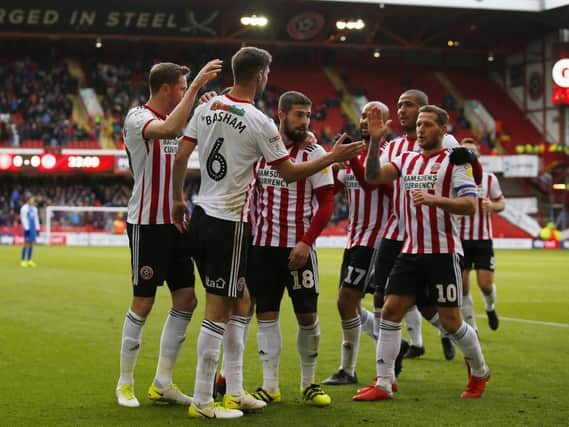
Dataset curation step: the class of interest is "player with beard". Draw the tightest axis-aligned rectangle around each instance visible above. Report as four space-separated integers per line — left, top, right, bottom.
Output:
322 101 395 386
366 89 483 363
247 91 335 407
174 49 363 418
353 105 490 401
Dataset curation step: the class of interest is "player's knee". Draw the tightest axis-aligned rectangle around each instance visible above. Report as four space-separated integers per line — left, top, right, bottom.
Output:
381 299 406 322
173 290 197 312
296 312 317 326
439 311 462 333
337 295 358 319
131 298 154 317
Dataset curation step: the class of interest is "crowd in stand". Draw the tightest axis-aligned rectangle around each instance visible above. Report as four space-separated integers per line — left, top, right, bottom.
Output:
1 53 354 149
0 58 96 146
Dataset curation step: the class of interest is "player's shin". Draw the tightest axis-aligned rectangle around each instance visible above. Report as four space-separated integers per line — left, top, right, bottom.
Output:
257 319 282 393
298 318 320 389
451 322 489 378
193 320 225 406
119 309 146 386
461 292 478 330
340 317 362 376
375 319 402 392
154 308 192 387
223 316 248 396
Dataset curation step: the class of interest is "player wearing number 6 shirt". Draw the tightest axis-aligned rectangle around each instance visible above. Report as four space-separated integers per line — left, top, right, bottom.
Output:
353 104 490 402
322 101 393 387
458 138 505 333
172 47 364 420
116 59 222 409
247 91 335 407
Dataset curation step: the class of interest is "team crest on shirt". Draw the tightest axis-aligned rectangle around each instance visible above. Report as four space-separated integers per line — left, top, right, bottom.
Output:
236 277 246 292
430 163 441 174
140 266 154 280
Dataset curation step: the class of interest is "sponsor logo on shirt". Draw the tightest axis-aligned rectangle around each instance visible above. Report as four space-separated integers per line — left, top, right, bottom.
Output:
403 174 437 191
210 101 245 117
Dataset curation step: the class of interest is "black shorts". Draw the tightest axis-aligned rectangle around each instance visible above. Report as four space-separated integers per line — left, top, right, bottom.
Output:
373 239 403 294
339 246 375 294
248 245 319 314
187 206 248 298
127 223 195 298
386 253 464 308
462 240 495 272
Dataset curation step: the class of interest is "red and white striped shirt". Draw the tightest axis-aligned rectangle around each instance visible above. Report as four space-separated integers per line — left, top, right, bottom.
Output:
381 134 459 241
251 143 334 248
124 105 177 225
390 149 477 255
460 171 502 240
337 151 391 249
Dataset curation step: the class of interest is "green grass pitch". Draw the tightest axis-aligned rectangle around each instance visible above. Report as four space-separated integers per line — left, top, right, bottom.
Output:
1 246 568 426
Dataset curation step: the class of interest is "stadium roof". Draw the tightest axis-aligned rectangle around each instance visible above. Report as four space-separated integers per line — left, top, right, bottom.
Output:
1 0 567 56
314 0 569 12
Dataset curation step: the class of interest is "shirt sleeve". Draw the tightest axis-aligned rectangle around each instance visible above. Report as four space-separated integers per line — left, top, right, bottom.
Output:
489 173 503 200
125 108 156 141
20 205 29 230
389 153 404 177
308 145 334 190
452 164 477 198
442 133 460 149
252 115 289 164
379 143 391 163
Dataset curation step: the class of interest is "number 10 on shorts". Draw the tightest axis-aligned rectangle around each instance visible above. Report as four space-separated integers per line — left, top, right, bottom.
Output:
435 283 458 304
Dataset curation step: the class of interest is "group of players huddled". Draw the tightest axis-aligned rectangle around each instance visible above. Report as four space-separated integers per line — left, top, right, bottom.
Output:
116 46 505 419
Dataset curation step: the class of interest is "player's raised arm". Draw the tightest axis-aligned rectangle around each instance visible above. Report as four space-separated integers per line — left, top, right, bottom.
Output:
275 133 365 183
364 106 398 184
143 59 222 140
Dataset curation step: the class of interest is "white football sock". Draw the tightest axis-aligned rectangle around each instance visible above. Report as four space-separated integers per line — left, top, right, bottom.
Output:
360 308 375 339
154 308 192 387
404 305 423 347
118 309 146 386
429 312 449 338
224 315 248 396
483 284 497 311
451 322 489 378
375 319 401 393
297 319 320 389
257 319 282 393
373 307 382 337
340 316 361 376
193 320 225 407
461 292 478 330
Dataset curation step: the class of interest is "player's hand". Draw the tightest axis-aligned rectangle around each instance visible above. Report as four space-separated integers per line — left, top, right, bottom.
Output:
199 91 218 104
330 133 365 162
172 200 190 233
412 190 436 207
332 161 349 172
191 59 223 88
449 146 477 165
367 106 392 140
481 198 493 212
288 241 311 270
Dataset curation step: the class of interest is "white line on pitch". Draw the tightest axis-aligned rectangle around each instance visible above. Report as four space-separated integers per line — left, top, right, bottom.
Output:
361 302 569 328
476 314 569 328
